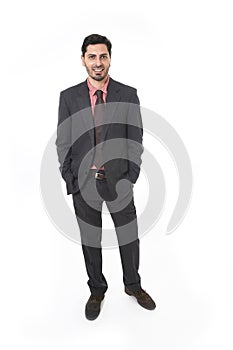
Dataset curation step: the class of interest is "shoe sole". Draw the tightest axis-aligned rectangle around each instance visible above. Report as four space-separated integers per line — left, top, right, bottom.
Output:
85 311 100 321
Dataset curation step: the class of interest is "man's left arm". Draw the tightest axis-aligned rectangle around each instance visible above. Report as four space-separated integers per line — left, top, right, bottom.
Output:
126 89 144 184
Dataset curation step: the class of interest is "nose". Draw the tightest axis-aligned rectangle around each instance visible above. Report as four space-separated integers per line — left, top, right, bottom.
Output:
96 56 101 66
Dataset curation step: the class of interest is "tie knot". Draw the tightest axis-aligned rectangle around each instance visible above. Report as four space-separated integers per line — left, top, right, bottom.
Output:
95 89 103 97
95 90 104 104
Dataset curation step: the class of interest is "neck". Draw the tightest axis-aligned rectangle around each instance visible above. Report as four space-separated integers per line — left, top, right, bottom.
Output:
88 75 109 89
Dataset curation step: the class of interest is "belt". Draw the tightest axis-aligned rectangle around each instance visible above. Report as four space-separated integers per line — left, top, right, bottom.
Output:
89 170 106 180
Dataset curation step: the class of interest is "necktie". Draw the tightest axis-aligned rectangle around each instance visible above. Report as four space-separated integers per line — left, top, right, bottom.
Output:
93 90 105 169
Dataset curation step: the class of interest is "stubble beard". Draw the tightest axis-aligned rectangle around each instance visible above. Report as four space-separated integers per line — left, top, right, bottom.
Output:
86 65 110 82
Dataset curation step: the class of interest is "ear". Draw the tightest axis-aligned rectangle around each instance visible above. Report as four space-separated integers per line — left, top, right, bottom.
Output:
81 55 85 66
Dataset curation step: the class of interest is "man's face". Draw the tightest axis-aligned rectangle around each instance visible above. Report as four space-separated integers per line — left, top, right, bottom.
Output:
82 44 111 81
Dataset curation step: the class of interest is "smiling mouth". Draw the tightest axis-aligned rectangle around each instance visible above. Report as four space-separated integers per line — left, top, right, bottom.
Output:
93 68 104 73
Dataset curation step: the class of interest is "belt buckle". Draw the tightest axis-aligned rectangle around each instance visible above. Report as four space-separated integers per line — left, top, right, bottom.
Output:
95 171 100 180
95 172 104 180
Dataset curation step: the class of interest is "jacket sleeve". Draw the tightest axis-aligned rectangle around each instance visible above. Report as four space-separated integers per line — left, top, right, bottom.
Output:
126 90 144 184
55 92 75 188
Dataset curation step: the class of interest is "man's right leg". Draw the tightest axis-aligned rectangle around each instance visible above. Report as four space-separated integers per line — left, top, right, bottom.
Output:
72 189 108 296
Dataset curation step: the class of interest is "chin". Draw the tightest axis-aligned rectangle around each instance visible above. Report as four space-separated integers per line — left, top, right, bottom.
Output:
93 75 106 81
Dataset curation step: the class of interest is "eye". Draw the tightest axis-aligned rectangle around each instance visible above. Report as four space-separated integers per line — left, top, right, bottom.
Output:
88 55 96 60
101 55 108 60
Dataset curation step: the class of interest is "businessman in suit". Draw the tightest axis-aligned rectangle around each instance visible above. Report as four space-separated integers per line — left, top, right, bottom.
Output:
56 34 155 320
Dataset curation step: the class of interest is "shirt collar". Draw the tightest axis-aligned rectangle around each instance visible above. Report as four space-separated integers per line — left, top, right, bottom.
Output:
87 75 110 96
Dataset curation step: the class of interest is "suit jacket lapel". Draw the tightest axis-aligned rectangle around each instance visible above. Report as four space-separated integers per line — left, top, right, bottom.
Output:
103 78 121 141
76 81 95 147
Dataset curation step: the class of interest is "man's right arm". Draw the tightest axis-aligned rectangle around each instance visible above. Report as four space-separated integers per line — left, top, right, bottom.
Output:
55 92 74 187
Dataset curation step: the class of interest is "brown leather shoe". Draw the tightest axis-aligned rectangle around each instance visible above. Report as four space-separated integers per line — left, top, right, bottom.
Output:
125 287 156 310
85 294 105 320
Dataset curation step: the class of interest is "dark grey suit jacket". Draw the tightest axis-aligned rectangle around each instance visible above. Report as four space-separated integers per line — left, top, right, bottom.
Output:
55 77 143 195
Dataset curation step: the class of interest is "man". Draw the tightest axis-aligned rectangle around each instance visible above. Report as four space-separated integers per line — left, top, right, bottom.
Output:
56 34 155 320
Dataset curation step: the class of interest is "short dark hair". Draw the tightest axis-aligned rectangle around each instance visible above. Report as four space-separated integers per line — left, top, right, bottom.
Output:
81 34 112 57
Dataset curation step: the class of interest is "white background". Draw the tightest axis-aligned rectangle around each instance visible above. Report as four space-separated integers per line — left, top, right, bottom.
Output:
1 0 233 349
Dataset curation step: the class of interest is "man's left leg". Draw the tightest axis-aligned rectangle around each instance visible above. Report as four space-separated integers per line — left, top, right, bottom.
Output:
107 196 141 292
106 186 156 310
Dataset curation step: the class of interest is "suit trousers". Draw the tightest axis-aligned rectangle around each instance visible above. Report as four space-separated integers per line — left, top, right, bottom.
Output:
72 169 141 295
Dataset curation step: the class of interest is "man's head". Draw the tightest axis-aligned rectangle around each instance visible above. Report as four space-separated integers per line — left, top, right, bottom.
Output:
81 34 112 82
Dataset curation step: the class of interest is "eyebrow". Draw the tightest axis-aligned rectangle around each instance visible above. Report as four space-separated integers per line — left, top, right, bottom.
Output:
87 53 109 56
